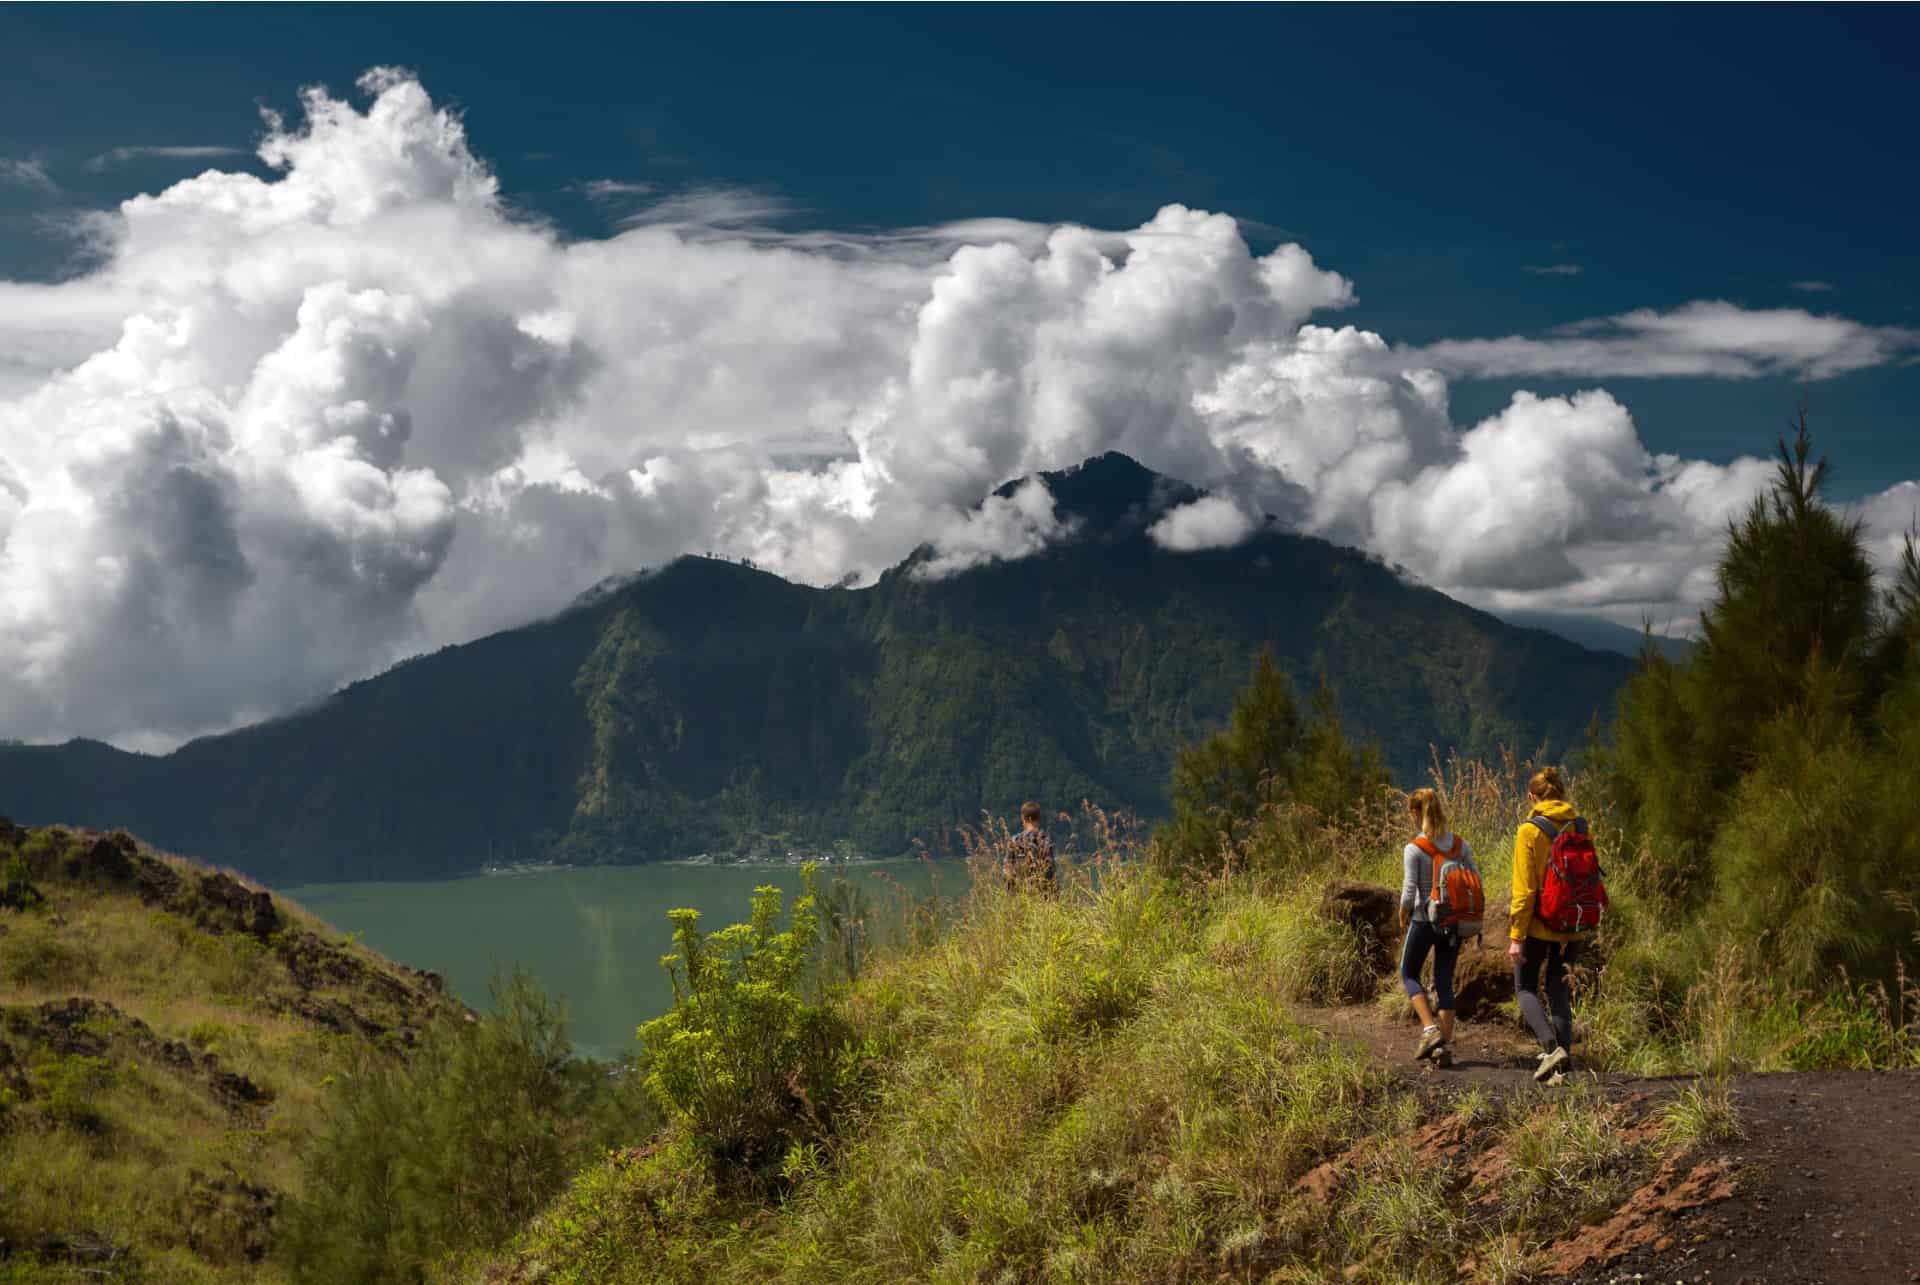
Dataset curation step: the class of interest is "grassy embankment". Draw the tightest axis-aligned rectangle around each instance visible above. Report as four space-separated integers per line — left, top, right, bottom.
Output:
0 822 464 1283
478 753 1914 1284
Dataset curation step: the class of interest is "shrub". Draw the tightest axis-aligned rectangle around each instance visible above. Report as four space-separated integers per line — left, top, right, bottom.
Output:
30 1053 116 1135
1775 977 1920 1070
279 971 647 1283
0 920 96 988
1205 892 1374 1004
638 865 864 1184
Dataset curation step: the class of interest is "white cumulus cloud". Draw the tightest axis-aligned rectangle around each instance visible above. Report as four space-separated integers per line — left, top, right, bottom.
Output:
1149 496 1257 551
2 69 1916 749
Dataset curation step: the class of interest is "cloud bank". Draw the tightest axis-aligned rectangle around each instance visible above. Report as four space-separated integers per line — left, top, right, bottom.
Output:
2 69 1916 748
1404 300 1920 381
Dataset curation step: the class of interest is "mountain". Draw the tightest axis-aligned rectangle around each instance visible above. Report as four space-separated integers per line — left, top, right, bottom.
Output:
0 454 1634 885
1494 608 1697 662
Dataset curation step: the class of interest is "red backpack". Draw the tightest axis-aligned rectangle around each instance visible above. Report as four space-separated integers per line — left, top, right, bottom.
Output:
1528 814 1608 934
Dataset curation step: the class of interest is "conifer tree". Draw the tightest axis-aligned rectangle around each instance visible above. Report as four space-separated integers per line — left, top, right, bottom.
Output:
1295 673 1390 821
1614 408 1876 900
1154 651 1385 874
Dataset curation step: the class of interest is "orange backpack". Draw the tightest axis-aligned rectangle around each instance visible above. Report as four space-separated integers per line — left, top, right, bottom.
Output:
1413 835 1485 942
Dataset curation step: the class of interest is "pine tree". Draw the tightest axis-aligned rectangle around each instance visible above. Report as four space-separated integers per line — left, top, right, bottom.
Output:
1153 652 1385 875
1156 651 1302 871
1295 674 1390 820
1613 408 1877 902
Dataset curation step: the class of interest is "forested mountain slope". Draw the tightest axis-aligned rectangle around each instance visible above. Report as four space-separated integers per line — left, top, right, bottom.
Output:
0 455 1630 884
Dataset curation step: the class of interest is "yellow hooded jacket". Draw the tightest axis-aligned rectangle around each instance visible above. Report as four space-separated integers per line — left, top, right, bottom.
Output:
1509 798 1586 944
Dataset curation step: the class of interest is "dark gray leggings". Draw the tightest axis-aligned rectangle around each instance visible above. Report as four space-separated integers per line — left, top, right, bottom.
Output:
1514 937 1579 1053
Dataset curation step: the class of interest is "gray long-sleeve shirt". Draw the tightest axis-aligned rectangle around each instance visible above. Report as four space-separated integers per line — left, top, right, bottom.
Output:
1401 833 1475 922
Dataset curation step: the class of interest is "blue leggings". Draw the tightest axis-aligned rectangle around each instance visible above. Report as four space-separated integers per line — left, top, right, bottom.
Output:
1400 919 1460 1012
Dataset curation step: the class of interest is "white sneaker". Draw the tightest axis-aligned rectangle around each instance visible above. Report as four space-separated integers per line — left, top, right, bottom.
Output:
1415 1025 1445 1061
1533 1046 1570 1083
1544 1068 1568 1087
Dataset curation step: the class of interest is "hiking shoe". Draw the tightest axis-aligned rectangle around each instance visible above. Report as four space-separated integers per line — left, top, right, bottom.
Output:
1432 1044 1454 1068
1544 1068 1568 1087
1533 1046 1570 1083
1415 1026 1445 1061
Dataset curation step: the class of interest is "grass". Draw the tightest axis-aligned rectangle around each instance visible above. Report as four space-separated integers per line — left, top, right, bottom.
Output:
477 746 1920 1284
1656 1079 1744 1150
0 825 463 1283
482 816 1697 1285
11 742 1913 1283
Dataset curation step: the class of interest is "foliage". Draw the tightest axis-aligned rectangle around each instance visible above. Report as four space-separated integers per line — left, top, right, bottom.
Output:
1153 652 1390 876
637 866 863 1185
280 972 648 1284
814 875 873 989
0 826 490 1284
485 830 1701 1285
29 1052 117 1135
0 918 97 988
1607 411 1920 988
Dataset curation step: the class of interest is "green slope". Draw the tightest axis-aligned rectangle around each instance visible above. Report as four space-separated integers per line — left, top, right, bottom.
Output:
0 455 1631 884
0 822 463 1281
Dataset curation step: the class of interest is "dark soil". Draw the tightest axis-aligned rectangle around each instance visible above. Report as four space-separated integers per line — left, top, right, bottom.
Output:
1567 1069 1920 1285
1303 1000 1635 1098
1303 1003 1920 1283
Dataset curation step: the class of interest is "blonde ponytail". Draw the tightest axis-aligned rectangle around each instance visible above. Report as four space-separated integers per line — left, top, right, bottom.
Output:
1407 787 1448 837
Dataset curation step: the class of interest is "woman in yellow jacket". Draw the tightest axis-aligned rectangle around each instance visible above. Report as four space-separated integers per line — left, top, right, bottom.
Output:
1509 766 1587 1084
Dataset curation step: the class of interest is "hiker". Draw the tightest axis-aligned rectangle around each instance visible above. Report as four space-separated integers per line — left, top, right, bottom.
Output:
1004 801 1057 893
1399 787 1482 1065
1509 766 1607 1086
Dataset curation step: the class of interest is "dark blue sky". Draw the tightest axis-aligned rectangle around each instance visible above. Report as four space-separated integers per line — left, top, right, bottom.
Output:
4 3 1916 494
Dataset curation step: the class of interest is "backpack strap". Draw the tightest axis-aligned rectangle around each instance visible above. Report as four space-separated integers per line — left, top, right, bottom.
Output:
1527 814 1561 840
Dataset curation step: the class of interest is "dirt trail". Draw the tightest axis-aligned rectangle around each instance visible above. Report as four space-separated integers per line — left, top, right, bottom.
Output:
1571 1070 1920 1285
1300 1004 1920 1283
1304 1003 1627 1097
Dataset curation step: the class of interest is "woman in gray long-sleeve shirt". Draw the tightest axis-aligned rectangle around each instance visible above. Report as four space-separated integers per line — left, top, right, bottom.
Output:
1399 787 1477 1064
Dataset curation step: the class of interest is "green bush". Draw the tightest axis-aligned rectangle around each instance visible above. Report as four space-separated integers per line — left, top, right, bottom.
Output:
29 1053 116 1134
279 971 649 1284
0 921 96 988
1775 981 1920 1070
1154 652 1387 877
1702 679 1904 990
638 865 864 1183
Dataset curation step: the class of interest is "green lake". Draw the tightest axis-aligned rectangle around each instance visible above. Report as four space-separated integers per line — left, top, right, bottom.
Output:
283 858 950 1059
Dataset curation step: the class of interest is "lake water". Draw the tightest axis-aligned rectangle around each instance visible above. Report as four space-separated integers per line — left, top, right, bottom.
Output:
283 858 951 1060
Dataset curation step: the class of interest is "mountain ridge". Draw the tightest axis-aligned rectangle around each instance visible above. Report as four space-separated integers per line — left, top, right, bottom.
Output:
0 454 1634 885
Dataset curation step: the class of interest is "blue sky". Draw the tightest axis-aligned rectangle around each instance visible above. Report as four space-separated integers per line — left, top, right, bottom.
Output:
2 5 1918 746
5 5 1915 488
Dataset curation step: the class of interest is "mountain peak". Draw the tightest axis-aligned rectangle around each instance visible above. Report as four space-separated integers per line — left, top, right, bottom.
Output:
995 452 1204 535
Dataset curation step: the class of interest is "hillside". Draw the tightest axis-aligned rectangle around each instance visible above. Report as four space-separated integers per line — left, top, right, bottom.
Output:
0 454 1632 885
468 818 1920 1285
0 819 461 1281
